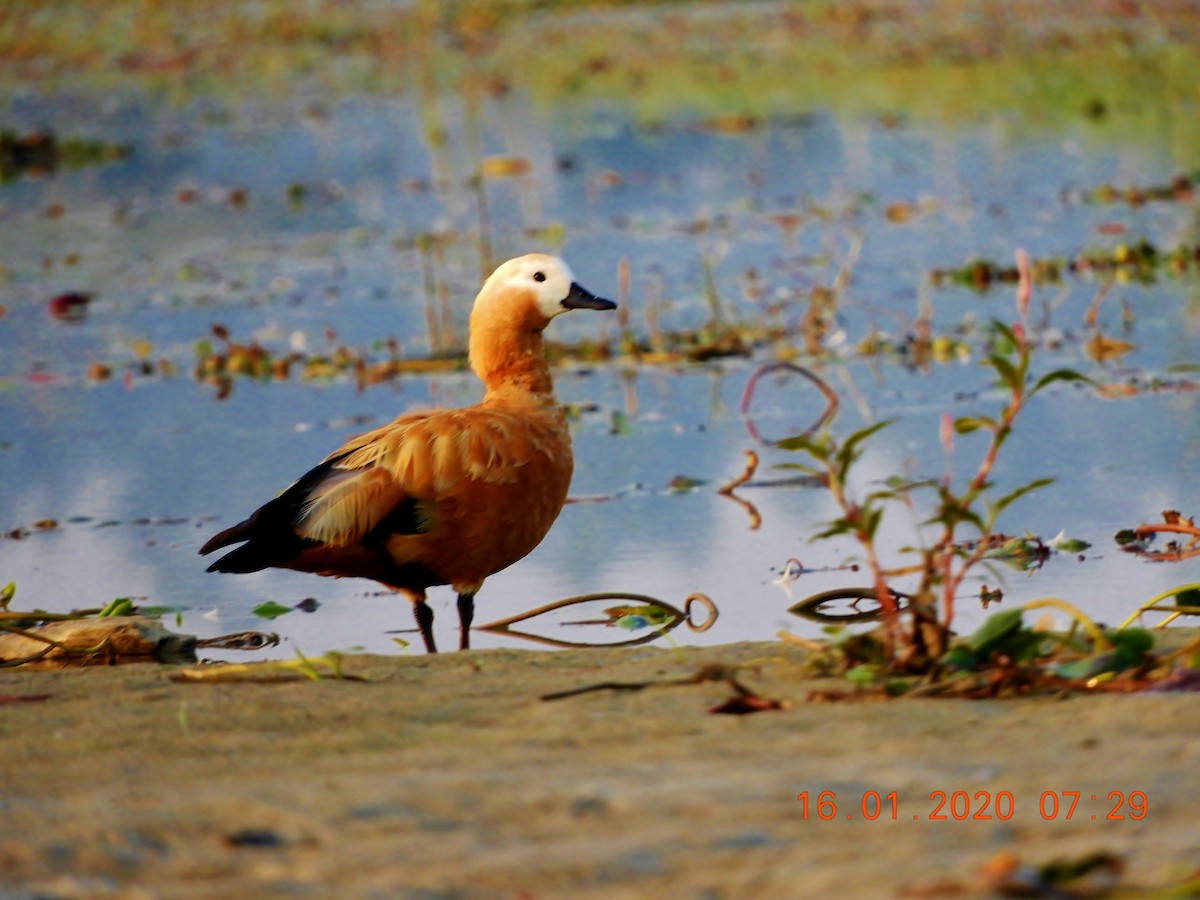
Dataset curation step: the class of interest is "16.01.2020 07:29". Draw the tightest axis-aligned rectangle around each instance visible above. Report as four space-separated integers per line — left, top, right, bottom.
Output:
795 790 1148 821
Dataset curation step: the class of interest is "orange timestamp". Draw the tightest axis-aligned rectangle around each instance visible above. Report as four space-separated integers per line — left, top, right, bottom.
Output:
796 790 1148 821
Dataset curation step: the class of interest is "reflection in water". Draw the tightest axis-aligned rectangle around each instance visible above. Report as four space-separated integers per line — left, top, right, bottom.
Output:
195 630 281 652
739 363 839 447
476 591 717 649
789 587 913 624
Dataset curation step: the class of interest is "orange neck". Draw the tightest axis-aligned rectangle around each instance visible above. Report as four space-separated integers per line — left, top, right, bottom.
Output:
469 313 556 398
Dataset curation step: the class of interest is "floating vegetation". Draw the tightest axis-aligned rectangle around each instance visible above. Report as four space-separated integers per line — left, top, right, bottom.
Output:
1115 509 1200 562
0 129 131 183
1064 172 1199 206
46 292 91 323
930 241 1200 290
2 513 212 542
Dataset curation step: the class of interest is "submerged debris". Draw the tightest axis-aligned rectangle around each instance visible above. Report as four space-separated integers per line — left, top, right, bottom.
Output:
0 129 131 183
931 241 1200 289
1116 509 1200 562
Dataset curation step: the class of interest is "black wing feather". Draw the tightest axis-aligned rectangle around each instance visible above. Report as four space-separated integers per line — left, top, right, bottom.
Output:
200 452 428 574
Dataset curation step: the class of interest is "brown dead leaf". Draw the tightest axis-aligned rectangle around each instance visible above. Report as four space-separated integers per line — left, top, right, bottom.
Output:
1084 332 1135 363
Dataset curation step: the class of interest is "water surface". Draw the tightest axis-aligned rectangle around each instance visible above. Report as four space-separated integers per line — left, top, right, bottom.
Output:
2 43 1197 657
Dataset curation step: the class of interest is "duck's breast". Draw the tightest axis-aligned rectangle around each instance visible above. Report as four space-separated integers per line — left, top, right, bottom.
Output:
368 404 574 589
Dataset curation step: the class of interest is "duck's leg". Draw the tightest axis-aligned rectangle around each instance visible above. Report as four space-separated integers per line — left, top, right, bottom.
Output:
457 592 475 650
413 596 437 654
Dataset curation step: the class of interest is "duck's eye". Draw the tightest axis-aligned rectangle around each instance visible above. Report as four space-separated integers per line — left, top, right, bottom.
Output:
533 271 546 283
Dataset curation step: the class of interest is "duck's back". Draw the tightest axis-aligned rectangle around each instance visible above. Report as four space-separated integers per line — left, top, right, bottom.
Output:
261 395 573 594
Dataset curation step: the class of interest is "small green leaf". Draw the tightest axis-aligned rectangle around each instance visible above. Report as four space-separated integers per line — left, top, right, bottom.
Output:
987 353 1021 391
1109 628 1154 666
139 604 185 617
666 475 708 493
1048 532 1091 553
990 319 1020 351
1031 368 1095 396
967 608 1024 655
861 506 884 540
953 415 995 435
940 647 979 671
1053 656 1113 680
811 519 855 541
777 432 830 460
773 461 823 476
1176 588 1200 606
252 600 294 620
98 597 134 617
844 663 881 686
835 419 895 476
0 582 14 610
989 477 1055 519
925 501 986 534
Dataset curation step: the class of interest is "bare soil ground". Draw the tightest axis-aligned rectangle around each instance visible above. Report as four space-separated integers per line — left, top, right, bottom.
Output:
2 639 1199 898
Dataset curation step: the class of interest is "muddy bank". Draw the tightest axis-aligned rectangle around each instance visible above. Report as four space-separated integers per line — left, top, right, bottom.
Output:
1 639 1198 898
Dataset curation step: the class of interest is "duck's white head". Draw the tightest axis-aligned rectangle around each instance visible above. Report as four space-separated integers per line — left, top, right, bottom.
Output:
469 254 615 392
473 254 616 328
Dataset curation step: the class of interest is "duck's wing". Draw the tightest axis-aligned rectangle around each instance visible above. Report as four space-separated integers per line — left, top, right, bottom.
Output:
199 408 550 572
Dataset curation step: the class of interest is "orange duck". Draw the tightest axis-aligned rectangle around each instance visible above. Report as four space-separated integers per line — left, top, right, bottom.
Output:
200 254 616 652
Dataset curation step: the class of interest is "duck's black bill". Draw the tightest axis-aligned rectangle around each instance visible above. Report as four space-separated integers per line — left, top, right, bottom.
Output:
562 282 617 311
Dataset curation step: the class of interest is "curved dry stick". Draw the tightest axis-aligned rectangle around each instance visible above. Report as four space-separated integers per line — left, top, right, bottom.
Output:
739 362 839 447
718 450 758 495
683 593 719 632
475 592 719 650
717 450 762 530
1134 521 1200 543
1127 519 1200 563
1116 582 1200 630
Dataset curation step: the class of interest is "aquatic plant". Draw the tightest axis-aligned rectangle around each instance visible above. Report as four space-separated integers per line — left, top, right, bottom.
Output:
776 250 1115 675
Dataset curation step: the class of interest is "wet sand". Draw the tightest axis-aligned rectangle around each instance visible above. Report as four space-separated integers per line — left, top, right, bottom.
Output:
1 639 1198 897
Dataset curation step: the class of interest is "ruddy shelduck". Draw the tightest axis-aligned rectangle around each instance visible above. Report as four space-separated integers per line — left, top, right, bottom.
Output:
200 254 616 652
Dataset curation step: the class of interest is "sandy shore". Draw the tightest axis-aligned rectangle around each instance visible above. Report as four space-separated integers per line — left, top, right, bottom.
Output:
2 639 1198 898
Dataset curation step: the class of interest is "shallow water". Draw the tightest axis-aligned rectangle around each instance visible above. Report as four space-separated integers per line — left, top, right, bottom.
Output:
1 75 1197 657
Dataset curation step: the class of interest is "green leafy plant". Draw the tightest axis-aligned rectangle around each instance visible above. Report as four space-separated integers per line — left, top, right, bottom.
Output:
778 251 1094 674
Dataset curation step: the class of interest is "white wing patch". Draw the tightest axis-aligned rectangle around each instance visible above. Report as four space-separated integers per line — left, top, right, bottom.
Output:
298 467 399 545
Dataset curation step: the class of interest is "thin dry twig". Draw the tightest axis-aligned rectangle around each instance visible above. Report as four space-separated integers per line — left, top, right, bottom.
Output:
717 449 759 495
